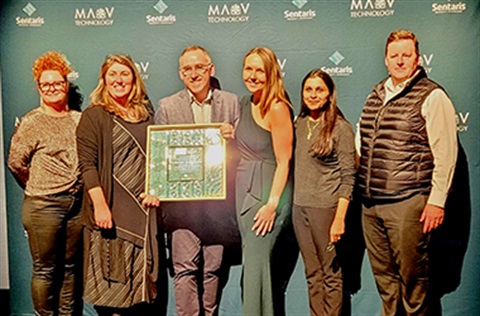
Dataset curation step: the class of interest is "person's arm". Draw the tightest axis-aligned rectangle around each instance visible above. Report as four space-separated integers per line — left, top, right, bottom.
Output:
329 120 356 242
154 99 168 125
419 89 457 233
219 95 241 140
8 117 36 188
76 109 113 229
232 95 241 129
330 198 350 243
220 122 235 140
354 121 361 170
88 186 113 229
252 101 293 236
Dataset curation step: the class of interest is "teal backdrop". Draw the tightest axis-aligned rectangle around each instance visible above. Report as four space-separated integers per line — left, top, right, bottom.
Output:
1 0 479 315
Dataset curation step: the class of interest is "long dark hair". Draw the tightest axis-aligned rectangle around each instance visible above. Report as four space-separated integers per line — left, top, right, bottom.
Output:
67 82 83 112
298 69 343 158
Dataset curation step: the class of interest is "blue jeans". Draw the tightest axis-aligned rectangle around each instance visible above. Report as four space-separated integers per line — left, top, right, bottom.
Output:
22 190 83 316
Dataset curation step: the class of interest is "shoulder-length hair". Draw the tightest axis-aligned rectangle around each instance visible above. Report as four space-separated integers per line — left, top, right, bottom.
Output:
90 54 151 121
299 69 343 158
243 47 292 117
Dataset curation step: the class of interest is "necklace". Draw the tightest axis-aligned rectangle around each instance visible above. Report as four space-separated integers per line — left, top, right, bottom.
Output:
307 117 320 140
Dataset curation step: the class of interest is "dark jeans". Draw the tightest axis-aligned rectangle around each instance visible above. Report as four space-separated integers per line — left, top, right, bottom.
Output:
22 191 83 316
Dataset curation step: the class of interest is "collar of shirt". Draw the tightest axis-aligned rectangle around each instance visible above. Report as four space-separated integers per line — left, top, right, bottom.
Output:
383 69 421 104
188 89 213 124
188 89 213 107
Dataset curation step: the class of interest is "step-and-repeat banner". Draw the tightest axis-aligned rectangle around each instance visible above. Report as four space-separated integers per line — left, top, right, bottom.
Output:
1 0 479 315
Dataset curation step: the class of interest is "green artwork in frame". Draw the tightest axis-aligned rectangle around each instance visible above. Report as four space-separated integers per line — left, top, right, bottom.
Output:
146 124 226 201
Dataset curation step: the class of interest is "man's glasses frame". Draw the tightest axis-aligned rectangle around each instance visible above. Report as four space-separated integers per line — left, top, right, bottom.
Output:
180 63 212 77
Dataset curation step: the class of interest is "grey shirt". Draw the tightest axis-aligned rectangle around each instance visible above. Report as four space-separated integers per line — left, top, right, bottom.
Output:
294 116 356 208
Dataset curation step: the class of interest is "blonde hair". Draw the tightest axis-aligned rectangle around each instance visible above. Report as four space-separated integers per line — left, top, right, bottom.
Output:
32 51 71 82
243 47 292 118
90 54 151 121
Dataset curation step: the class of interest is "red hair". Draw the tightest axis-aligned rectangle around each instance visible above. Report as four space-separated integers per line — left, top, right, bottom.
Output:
32 51 71 82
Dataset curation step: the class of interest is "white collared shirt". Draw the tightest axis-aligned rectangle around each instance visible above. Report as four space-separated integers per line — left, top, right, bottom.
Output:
188 89 212 124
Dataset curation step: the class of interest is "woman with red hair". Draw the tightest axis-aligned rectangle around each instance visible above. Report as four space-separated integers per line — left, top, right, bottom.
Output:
8 50 84 315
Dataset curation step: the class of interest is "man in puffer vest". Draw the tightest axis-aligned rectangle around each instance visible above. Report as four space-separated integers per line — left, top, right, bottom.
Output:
358 29 457 315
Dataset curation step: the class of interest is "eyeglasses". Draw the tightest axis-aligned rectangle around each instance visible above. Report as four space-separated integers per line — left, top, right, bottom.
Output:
38 81 66 92
180 63 212 77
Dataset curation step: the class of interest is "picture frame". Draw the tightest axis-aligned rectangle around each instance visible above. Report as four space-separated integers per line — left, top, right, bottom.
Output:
146 124 227 201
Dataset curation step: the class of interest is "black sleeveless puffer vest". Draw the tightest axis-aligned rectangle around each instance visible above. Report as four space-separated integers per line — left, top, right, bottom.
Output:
358 68 442 201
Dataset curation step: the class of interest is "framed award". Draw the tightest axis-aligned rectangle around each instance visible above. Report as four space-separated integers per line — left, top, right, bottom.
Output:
146 124 226 201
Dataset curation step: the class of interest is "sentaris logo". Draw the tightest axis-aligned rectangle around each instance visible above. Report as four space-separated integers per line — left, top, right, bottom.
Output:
135 61 150 80
284 0 316 21
322 51 353 76
456 112 469 132
419 54 434 74
147 0 176 25
74 7 115 27
350 0 395 18
16 2 45 27
207 3 250 23
432 1 466 14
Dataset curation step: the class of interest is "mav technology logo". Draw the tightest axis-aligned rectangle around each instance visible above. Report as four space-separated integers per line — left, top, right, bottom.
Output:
135 61 151 81
147 0 176 25
432 1 467 14
16 2 45 27
284 0 316 21
321 51 353 77
207 2 250 23
350 0 396 18
278 58 287 77
419 53 434 74
74 6 115 26
456 111 469 133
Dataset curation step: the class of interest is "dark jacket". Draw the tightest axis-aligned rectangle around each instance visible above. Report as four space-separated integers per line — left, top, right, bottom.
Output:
358 67 441 201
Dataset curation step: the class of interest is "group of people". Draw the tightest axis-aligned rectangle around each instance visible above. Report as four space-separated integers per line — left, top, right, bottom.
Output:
8 29 458 316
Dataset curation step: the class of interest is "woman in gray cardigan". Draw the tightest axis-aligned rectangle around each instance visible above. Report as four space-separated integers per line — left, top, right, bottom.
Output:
293 69 356 316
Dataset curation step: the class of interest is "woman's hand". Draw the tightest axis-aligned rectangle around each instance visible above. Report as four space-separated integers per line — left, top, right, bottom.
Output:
250 101 291 237
140 193 160 208
329 217 345 243
88 186 113 229
329 197 349 243
220 122 235 141
252 203 276 236
94 202 113 229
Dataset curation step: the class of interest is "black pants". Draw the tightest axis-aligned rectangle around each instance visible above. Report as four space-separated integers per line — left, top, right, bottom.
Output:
22 191 83 316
